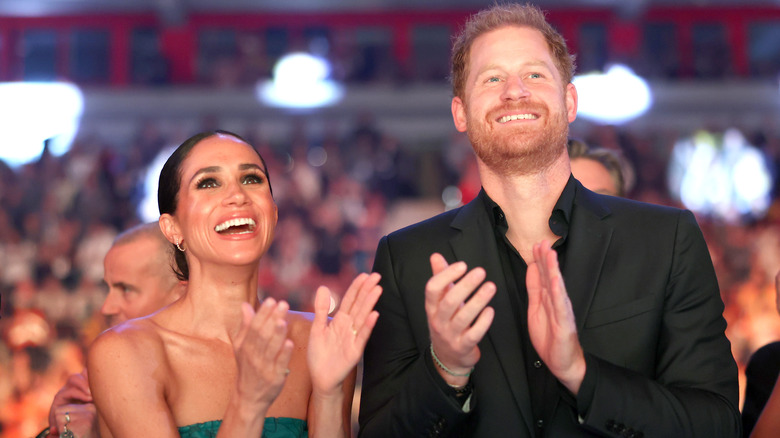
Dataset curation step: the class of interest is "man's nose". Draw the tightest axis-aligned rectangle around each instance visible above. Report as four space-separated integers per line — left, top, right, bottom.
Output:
100 290 121 317
501 76 530 101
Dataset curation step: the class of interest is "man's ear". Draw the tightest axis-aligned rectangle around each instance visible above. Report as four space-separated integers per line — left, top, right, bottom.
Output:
566 82 578 123
452 96 468 133
158 214 181 245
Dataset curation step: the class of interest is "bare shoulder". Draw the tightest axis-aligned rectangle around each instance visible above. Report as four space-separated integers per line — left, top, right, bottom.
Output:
87 318 166 386
90 318 162 355
87 309 179 435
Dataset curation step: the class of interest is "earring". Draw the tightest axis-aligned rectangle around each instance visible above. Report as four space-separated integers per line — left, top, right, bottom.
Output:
176 240 185 252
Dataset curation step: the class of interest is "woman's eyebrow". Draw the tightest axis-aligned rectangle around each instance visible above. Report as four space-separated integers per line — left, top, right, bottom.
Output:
239 163 264 172
189 166 221 184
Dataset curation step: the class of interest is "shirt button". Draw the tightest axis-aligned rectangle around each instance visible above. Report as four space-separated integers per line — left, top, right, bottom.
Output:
533 360 543 368
536 419 544 428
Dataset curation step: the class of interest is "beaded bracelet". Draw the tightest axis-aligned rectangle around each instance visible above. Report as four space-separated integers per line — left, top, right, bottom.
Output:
430 343 474 377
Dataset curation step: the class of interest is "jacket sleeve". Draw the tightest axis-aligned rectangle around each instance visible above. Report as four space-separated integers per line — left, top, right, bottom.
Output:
578 209 741 438
358 235 471 437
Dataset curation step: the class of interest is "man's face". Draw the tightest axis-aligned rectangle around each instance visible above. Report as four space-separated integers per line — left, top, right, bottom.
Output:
571 158 619 196
451 26 577 176
101 237 178 327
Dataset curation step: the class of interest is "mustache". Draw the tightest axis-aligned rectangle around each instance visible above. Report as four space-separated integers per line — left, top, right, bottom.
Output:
487 103 546 120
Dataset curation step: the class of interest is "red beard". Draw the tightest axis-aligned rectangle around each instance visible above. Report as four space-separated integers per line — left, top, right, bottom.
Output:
467 102 569 176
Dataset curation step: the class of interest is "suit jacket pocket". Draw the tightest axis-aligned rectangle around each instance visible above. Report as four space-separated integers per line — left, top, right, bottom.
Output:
584 294 657 329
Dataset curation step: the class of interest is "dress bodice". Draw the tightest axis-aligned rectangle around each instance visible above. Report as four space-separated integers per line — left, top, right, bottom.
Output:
178 417 307 438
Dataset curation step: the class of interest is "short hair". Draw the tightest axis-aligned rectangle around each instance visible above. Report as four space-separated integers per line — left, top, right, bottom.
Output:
450 2 576 99
113 222 175 279
113 222 168 248
157 130 272 281
567 138 635 197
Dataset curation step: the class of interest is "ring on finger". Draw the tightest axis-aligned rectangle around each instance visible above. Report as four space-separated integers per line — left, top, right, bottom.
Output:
60 412 75 438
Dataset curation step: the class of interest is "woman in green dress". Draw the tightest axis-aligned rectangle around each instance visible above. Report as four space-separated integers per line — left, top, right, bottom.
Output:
88 130 381 438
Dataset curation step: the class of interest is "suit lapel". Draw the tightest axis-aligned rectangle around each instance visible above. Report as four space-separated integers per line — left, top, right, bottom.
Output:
562 184 613 331
450 198 535 436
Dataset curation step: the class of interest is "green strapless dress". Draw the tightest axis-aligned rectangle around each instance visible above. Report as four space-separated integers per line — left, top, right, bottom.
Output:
178 417 307 438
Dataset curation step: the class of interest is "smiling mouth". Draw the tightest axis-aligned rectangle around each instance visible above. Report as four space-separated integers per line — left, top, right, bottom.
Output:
498 114 538 123
215 218 257 234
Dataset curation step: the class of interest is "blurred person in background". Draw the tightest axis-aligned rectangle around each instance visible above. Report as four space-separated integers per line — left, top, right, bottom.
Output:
37 222 185 438
567 138 635 198
742 269 780 437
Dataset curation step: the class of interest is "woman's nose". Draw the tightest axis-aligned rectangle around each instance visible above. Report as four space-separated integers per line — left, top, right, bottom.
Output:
223 181 249 205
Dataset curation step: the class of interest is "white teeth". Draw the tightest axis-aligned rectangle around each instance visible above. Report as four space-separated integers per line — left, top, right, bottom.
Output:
215 217 256 232
499 114 537 123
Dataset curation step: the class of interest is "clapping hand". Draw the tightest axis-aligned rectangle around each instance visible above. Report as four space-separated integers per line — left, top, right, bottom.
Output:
233 298 295 409
526 241 586 395
308 272 382 395
425 253 496 386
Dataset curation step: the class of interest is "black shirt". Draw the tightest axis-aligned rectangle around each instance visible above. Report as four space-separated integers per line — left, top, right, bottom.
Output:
479 175 576 437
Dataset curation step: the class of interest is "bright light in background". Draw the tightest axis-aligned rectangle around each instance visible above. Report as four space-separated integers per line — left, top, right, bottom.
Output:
138 145 176 222
668 128 773 223
0 82 84 167
442 185 463 211
572 64 652 125
257 52 344 109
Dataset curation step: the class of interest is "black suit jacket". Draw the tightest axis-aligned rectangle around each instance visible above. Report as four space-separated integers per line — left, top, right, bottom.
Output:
359 181 740 437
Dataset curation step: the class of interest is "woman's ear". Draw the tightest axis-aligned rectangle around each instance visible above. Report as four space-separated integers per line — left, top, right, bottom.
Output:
159 214 181 245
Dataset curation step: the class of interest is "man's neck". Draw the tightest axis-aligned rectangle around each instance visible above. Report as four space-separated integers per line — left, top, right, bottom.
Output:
479 155 571 262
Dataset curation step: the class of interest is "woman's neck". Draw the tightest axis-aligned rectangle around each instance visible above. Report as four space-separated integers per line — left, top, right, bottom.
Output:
174 262 262 340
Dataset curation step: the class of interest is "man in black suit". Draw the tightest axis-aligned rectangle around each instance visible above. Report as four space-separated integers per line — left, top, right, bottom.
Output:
358 3 740 437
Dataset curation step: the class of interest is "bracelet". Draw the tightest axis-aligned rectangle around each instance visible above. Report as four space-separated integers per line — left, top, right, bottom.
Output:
430 343 474 377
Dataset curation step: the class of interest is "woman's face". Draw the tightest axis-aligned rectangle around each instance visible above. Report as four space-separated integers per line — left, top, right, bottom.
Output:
168 134 277 268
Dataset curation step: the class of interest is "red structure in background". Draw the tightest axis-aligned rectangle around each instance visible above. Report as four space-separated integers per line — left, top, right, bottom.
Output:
1 6 780 86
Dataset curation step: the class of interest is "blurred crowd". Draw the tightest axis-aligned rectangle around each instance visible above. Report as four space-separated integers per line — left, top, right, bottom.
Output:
1 114 780 436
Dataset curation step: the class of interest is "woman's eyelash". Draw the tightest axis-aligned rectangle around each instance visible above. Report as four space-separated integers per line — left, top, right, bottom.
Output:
242 172 267 184
196 177 219 189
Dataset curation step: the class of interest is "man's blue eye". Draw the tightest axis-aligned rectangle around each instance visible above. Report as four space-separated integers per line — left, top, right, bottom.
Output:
488 77 500 82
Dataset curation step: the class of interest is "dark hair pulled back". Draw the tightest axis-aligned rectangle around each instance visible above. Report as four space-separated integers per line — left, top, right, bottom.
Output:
157 130 272 281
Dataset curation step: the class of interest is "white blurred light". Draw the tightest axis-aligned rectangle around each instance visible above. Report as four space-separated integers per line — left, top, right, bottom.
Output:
138 145 176 222
257 52 344 109
442 185 463 210
668 128 773 223
307 146 327 167
0 82 84 167
572 64 652 125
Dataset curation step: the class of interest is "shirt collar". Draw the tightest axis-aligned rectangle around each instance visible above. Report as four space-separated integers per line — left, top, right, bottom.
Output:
479 174 577 241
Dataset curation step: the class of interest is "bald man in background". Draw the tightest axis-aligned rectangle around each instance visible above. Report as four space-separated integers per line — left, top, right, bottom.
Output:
39 222 185 438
